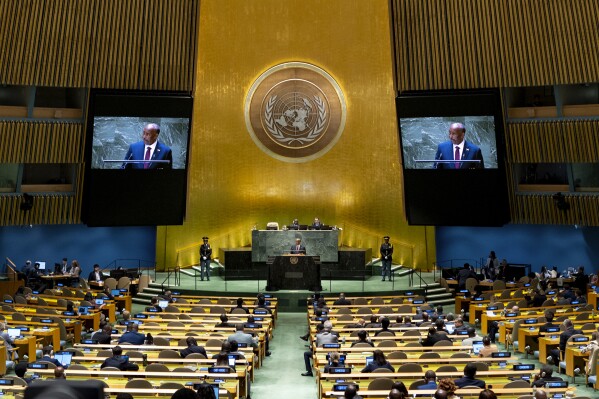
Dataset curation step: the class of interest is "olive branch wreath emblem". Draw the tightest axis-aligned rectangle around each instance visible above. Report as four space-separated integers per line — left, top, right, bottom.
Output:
264 94 327 145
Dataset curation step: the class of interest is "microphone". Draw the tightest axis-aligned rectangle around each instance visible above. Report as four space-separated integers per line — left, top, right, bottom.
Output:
121 152 133 169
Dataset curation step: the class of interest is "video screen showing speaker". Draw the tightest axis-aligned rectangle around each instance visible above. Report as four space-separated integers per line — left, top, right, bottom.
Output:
396 90 509 226
83 90 193 226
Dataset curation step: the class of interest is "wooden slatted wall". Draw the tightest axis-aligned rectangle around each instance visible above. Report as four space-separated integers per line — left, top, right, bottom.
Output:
507 121 599 164
391 0 599 91
0 0 199 226
0 0 199 89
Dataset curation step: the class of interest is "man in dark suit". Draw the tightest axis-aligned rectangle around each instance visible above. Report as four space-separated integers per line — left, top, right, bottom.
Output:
179 337 207 358
118 323 145 345
92 324 113 344
434 123 484 169
101 346 139 371
548 318 582 366
199 236 212 281
290 238 306 254
121 123 173 169
87 264 104 283
311 217 322 230
457 263 478 290
454 363 486 388
289 219 300 230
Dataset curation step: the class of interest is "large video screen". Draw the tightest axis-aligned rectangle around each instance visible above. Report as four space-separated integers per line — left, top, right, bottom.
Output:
396 90 509 226
82 91 193 227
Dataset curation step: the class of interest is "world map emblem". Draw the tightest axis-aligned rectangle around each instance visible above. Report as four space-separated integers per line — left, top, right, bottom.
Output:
245 62 347 162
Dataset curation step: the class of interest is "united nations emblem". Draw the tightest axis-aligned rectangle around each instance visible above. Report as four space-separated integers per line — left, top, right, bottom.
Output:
290 257 299 265
245 62 347 162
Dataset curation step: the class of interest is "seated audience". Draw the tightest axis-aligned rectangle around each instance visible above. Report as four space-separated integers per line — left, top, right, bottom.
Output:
478 390 497 399
231 297 250 314
119 323 145 345
227 324 258 349
344 384 362 399
180 336 208 358
54 366 66 379
375 317 395 336
532 364 563 387
351 330 374 347
101 345 139 371
462 327 483 346
361 349 394 372
40 345 66 368
418 370 438 390
478 336 498 357
437 378 459 399
454 363 486 388
171 387 199 399
333 293 352 306
92 324 113 344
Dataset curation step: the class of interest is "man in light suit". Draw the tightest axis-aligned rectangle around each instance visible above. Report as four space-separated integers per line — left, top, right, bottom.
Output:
290 238 306 254
434 122 484 169
121 123 173 169
227 324 258 349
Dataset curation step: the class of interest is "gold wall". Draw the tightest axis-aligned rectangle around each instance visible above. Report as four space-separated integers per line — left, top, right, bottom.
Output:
156 0 436 271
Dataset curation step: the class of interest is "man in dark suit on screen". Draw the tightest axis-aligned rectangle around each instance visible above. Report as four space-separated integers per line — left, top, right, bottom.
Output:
121 123 173 169
434 122 484 169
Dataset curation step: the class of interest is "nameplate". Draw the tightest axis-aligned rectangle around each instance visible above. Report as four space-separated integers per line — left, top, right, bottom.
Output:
285 272 304 279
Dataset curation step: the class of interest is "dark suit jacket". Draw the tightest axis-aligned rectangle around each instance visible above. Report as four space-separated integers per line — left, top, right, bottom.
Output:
457 268 478 288
122 141 173 169
559 327 582 352
361 361 394 373
118 331 145 345
290 245 306 254
434 140 484 169
422 332 449 347
92 331 112 344
180 345 207 358
87 270 104 282
101 355 139 371
454 376 485 388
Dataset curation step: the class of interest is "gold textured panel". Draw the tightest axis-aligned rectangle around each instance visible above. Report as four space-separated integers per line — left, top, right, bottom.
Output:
156 0 435 271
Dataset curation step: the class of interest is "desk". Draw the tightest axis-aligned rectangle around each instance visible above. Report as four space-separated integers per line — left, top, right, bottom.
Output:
565 346 588 377
40 274 75 288
252 229 339 262
267 255 321 291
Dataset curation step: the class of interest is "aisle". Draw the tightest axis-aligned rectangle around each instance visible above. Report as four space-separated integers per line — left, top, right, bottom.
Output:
251 312 317 399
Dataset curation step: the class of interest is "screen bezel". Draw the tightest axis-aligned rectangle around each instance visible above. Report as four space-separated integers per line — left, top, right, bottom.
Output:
396 89 509 226
83 89 193 227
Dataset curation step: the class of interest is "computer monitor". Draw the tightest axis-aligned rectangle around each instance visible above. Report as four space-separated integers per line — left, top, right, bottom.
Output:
365 356 373 365
55 351 73 367
95 299 104 306
472 341 484 355
111 289 121 296
7 328 22 339
36 262 46 270
78 307 89 315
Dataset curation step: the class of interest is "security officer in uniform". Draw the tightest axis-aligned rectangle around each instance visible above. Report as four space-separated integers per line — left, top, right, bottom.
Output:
199 236 212 281
380 236 393 281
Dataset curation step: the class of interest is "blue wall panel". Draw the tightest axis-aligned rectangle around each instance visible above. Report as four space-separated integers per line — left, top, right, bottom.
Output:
0 225 156 276
436 224 599 272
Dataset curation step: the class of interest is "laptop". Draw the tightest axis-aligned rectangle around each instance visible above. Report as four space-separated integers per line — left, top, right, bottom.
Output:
7 328 22 340
445 323 455 334
365 356 373 365
227 355 237 368
78 306 89 315
95 299 104 306
111 289 121 296
471 341 484 355
55 351 73 367
158 300 169 309
212 384 220 399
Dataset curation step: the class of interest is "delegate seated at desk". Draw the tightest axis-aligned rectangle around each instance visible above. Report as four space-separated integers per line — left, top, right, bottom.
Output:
290 238 306 255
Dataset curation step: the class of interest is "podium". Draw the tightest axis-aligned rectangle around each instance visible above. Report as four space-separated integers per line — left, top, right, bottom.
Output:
266 255 322 291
